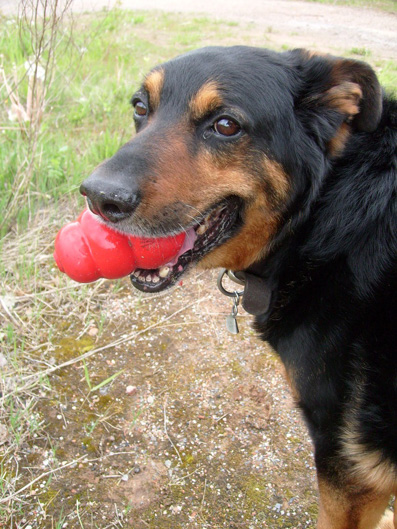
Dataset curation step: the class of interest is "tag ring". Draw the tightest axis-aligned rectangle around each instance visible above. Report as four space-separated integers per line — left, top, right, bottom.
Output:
217 268 244 298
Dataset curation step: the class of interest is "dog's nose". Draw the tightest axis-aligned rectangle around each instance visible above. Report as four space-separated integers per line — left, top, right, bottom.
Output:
80 177 141 223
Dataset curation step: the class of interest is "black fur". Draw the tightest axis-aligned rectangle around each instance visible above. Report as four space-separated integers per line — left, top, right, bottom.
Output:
254 88 397 481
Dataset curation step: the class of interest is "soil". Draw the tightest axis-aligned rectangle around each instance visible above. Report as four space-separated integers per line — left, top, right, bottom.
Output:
23 270 318 528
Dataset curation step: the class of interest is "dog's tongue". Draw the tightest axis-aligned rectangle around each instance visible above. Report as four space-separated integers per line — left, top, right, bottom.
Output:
165 228 197 266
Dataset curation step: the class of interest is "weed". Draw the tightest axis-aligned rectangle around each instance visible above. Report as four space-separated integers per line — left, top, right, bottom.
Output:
82 358 124 393
76 499 86 529
350 46 372 56
0 0 75 233
304 0 396 13
129 406 145 430
54 507 66 529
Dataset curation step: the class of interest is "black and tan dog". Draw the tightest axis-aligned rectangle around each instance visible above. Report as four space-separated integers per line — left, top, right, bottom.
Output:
80 46 397 528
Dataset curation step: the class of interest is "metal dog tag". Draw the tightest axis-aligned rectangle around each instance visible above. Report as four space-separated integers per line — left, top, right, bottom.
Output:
226 313 239 334
217 269 244 335
226 293 240 334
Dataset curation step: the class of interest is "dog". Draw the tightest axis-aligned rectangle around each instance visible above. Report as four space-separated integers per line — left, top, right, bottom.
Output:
80 46 397 528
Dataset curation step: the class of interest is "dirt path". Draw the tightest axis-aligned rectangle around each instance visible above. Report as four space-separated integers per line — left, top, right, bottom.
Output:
2 0 395 59
107 0 397 59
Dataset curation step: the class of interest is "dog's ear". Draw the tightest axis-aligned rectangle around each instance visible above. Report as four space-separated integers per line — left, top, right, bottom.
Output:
291 49 383 133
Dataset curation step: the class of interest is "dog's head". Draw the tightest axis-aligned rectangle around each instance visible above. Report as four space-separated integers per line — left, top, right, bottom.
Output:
80 46 382 292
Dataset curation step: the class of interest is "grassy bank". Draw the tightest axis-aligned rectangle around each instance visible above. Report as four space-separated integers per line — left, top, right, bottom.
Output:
0 9 227 232
304 0 397 13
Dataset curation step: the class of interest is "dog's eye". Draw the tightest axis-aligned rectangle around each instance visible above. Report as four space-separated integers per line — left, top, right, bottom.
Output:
213 117 241 137
134 100 148 117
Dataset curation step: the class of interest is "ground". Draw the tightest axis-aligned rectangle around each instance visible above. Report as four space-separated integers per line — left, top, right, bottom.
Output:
1 0 395 59
0 1 395 528
2 233 318 527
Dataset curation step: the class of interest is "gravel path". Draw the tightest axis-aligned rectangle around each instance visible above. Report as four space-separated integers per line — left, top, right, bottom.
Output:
1 0 396 59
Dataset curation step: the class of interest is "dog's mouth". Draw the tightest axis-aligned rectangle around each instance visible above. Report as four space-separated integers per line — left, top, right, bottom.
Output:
130 197 242 293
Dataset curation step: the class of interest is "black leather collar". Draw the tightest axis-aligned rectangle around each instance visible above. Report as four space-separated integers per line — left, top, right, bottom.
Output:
218 266 274 317
232 270 273 316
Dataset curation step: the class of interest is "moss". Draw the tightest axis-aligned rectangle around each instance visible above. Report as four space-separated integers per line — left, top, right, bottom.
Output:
180 452 196 467
240 475 272 509
229 359 243 375
82 437 99 454
38 487 59 505
54 335 95 362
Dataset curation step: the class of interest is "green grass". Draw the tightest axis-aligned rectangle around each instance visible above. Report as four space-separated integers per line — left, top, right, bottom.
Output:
300 0 397 13
0 10 228 233
349 47 372 57
376 59 397 94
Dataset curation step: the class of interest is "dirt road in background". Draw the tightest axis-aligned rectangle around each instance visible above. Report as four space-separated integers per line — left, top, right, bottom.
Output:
1 0 396 59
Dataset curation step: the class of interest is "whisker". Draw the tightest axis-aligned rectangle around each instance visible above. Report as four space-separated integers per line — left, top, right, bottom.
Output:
180 203 206 222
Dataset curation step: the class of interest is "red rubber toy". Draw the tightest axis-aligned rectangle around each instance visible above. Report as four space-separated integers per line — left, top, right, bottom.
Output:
53 209 186 283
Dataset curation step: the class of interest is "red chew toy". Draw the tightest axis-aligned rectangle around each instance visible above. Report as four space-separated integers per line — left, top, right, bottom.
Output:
53 209 186 283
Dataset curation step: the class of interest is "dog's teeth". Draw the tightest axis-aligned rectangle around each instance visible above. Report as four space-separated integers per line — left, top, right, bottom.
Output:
133 270 141 278
159 266 170 278
145 274 152 282
152 275 160 284
196 223 207 235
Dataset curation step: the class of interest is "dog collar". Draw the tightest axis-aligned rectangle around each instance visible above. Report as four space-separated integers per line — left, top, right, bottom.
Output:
217 268 273 324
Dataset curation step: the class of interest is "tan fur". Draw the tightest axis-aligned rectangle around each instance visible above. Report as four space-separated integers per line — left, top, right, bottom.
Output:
262 157 290 204
342 433 397 494
324 81 363 118
140 141 254 218
144 69 164 110
189 81 223 121
307 50 329 59
280 364 301 402
341 384 397 495
376 511 395 529
300 49 330 60
200 195 280 270
199 158 289 269
317 478 392 529
328 122 351 157
132 120 290 270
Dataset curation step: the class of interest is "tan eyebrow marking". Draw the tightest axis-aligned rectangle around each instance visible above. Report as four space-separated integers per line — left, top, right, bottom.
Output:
189 81 223 121
143 68 164 110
